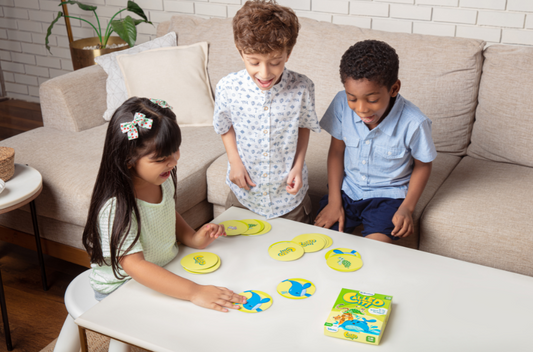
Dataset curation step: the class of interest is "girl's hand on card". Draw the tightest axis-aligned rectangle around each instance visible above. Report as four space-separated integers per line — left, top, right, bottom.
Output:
191 224 226 249
190 285 247 312
229 162 256 190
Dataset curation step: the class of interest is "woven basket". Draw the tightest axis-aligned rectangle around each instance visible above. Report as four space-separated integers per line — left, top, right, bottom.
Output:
0 147 15 182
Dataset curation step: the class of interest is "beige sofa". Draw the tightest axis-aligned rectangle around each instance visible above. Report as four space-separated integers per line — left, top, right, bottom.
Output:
1 15 531 276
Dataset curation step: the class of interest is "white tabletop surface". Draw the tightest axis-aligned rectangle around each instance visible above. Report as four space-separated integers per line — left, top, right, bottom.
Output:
76 207 533 352
0 163 42 209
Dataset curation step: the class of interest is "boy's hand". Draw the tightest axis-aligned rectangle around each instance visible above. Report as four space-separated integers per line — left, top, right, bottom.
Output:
190 285 247 312
229 161 256 190
391 205 413 238
286 167 303 195
314 203 345 232
190 224 226 249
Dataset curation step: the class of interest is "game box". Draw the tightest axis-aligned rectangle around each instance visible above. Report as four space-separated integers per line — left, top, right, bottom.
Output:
324 288 392 345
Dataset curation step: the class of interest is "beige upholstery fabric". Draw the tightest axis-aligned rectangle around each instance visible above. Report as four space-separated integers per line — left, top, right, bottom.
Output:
419 156 533 276
39 64 107 132
163 15 484 156
467 45 533 168
117 44 214 126
0 125 225 230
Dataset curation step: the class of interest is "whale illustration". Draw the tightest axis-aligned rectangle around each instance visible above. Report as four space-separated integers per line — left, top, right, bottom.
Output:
243 291 271 312
339 317 380 335
283 279 312 297
332 249 358 256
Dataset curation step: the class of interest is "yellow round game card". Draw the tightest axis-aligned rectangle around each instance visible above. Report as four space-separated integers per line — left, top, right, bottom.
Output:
219 220 248 236
180 252 219 271
292 233 326 253
324 248 361 260
235 290 273 313
251 220 271 235
183 258 221 274
317 233 333 249
241 219 264 235
277 278 316 299
268 241 304 261
326 253 363 272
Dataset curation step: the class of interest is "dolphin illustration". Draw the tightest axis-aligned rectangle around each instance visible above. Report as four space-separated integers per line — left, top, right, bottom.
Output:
332 249 358 256
243 291 270 312
283 280 312 297
339 317 380 335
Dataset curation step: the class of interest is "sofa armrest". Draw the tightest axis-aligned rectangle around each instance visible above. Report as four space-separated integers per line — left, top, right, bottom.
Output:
39 64 108 132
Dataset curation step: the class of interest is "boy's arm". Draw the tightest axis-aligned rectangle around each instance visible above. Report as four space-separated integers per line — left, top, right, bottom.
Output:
314 137 346 231
286 128 310 195
391 159 432 238
221 126 256 190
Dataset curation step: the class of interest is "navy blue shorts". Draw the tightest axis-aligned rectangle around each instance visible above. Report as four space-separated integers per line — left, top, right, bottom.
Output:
317 191 404 240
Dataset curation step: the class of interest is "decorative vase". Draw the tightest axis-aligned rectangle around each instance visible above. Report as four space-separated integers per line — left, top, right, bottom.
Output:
69 36 129 70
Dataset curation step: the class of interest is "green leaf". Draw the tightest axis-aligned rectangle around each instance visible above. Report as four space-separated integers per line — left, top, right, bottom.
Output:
45 11 64 53
59 1 97 11
127 1 151 23
111 16 137 48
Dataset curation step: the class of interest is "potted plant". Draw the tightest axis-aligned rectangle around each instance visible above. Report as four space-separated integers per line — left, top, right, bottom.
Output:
45 1 152 70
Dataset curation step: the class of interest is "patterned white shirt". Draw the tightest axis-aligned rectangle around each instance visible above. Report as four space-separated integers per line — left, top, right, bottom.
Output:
214 68 320 219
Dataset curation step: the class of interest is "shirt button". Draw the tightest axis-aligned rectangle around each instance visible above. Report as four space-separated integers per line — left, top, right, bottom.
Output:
263 173 268 177
388 151 392 155
264 106 268 111
362 160 366 165
263 130 268 134
365 140 370 145
263 192 267 196
263 152 268 156
362 176 366 180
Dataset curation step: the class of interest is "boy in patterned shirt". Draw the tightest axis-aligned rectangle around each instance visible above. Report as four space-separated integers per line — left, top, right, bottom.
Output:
213 0 320 222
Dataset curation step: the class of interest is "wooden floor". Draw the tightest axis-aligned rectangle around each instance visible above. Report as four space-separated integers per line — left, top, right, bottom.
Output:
0 99 86 351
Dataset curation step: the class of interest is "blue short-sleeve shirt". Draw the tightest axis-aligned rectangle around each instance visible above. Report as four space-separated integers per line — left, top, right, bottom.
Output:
320 91 437 201
213 68 321 218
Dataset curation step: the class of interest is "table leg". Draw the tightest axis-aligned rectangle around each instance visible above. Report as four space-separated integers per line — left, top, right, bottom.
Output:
29 200 48 291
78 326 89 352
0 270 13 351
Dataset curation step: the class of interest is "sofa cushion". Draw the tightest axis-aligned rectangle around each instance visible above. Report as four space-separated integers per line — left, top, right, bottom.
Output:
467 45 533 168
0 125 225 228
95 32 177 121
161 15 484 156
116 43 214 127
419 156 533 276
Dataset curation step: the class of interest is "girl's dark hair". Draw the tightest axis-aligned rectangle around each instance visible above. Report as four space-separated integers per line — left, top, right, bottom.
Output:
82 97 182 279
340 40 399 89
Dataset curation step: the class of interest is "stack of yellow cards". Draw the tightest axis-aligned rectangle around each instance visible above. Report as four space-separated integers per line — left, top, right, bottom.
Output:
180 251 221 274
219 219 272 236
268 233 333 261
325 248 363 272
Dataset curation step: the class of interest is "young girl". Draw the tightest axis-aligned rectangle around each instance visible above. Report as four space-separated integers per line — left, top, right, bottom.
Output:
82 97 246 312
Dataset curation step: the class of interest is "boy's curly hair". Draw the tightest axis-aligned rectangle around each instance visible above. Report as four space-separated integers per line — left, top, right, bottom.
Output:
233 0 300 55
340 40 399 89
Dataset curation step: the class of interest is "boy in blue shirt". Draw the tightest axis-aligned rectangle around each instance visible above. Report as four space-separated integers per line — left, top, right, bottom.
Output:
213 0 320 222
315 40 437 242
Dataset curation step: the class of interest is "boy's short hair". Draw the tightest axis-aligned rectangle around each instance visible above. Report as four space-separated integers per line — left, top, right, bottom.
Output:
233 0 300 55
339 40 399 89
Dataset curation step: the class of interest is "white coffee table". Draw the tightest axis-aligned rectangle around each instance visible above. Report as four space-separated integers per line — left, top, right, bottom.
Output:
76 207 533 352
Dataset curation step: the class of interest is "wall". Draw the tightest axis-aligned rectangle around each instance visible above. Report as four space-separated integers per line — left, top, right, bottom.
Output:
1 0 532 103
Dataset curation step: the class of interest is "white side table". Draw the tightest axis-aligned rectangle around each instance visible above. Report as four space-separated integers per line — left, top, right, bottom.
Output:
0 164 49 351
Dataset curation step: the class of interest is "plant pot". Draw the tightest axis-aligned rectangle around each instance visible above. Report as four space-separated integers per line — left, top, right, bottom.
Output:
69 36 129 70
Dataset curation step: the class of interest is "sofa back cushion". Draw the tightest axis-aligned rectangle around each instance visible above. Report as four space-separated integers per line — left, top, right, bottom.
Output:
467 45 533 167
158 15 484 155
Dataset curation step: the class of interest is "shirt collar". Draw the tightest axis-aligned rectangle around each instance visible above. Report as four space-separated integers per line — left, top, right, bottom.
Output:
355 94 405 137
